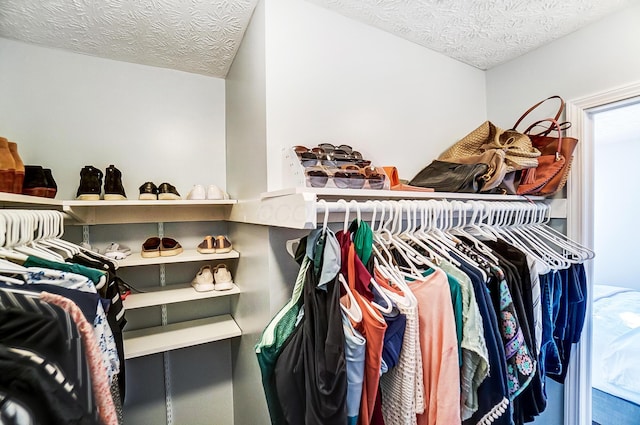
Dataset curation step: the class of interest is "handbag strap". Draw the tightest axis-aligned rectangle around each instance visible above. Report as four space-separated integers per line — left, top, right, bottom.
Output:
525 118 564 160
514 95 565 135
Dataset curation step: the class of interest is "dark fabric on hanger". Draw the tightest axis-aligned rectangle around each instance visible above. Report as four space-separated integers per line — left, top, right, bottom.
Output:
0 344 97 425
456 254 511 425
0 288 97 421
70 252 127 402
22 283 100 324
274 246 347 425
482 239 546 423
0 386 47 425
548 263 588 385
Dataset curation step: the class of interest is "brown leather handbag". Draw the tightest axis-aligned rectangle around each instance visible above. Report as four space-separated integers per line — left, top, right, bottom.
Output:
513 96 578 197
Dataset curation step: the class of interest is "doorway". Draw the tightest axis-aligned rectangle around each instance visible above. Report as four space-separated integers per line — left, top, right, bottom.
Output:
565 83 640 425
590 99 640 425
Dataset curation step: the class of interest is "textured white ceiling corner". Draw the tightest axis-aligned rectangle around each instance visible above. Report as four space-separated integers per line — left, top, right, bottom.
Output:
307 0 637 70
0 0 259 78
0 0 637 78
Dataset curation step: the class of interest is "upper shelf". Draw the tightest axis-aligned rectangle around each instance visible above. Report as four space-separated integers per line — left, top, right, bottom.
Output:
0 190 566 229
229 187 565 229
63 199 237 224
0 193 238 224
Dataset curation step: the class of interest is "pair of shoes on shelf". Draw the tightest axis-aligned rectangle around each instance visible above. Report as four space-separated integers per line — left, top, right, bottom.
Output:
141 237 183 258
139 182 181 200
0 137 25 194
186 185 229 200
196 235 232 254
191 264 234 292
76 165 126 200
22 165 57 198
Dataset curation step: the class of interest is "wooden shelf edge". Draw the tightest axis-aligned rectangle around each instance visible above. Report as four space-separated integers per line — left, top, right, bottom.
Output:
123 315 241 359
117 249 239 267
123 283 241 309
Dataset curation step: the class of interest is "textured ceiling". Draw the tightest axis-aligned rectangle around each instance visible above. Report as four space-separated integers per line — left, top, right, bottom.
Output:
0 0 636 77
0 0 258 78
309 0 638 70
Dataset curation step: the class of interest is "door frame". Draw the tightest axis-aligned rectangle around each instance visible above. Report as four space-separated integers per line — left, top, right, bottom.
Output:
564 81 640 425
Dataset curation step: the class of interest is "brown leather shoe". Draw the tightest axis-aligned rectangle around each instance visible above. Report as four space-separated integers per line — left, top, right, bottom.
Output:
8 141 24 194
214 235 232 254
0 137 16 193
141 237 161 258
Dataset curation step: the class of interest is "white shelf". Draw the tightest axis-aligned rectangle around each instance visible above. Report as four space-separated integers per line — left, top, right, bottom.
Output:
229 188 562 229
62 199 237 225
123 315 241 359
0 192 64 207
260 187 545 201
123 283 240 309
118 249 239 267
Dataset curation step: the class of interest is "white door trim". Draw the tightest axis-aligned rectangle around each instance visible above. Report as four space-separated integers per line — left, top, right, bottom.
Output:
564 80 640 425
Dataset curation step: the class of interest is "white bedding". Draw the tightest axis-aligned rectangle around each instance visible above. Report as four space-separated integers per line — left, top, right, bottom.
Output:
592 285 640 405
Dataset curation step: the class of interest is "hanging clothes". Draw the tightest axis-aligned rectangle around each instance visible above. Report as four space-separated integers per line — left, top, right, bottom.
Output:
274 229 348 425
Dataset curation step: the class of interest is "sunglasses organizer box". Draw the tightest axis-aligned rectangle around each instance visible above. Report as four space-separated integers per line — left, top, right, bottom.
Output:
283 147 390 190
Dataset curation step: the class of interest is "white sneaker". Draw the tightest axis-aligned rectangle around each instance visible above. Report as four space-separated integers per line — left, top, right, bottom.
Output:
206 185 227 200
191 265 215 292
213 264 234 291
187 184 206 200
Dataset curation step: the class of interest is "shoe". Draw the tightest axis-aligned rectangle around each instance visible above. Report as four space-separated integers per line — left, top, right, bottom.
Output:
213 264 234 291
104 242 132 259
197 236 216 254
22 165 48 197
191 265 215 292
139 182 158 200
160 237 183 256
141 237 161 258
76 165 103 200
187 184 206 200
0 137 16 193
206 185 227 200
158 182 181 200
43 169 57 199
7 141 24 194
104 165 127 200
214 235 232 254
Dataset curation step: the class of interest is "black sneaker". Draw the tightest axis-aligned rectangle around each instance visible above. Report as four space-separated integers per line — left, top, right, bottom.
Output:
43 168 57 199
76 165 103 200
158 182 181 200
104 165 126 200
138 182 158 200
22 165 48 198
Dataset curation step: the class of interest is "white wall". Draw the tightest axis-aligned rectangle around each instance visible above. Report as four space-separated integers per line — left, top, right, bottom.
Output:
486 2 640 127
264 0 487 190
0 38 226 200
593 120 640 290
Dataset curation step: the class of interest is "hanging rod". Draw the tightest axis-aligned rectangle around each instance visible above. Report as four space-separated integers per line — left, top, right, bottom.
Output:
227 192 560 230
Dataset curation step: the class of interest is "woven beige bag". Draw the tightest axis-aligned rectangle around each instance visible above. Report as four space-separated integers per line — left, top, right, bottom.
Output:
439 121 540 172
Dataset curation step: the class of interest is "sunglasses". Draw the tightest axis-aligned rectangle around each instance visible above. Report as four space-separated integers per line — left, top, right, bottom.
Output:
340 164 386 189
294 145 328 167
317 143 363 162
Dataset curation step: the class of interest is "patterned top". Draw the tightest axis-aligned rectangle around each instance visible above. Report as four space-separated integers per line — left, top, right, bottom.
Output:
40 291 118 425
26 267 120 383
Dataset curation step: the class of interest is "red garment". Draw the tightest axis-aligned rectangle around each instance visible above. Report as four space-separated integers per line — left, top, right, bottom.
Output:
337 230 374 302
348 244 387 425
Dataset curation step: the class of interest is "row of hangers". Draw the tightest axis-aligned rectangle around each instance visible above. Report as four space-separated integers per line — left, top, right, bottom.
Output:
0 210 113 288
315 199 593 304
